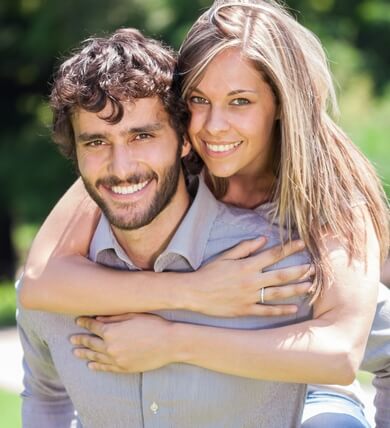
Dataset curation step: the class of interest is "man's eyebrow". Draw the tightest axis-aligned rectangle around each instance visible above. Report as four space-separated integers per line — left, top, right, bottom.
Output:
77 133 106 142
126 122 164 134
76 123 164 142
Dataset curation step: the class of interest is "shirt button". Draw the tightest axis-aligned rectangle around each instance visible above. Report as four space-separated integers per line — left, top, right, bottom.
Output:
150 402 159 414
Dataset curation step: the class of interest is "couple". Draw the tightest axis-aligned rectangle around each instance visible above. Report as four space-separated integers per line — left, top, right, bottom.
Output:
18 1 390 427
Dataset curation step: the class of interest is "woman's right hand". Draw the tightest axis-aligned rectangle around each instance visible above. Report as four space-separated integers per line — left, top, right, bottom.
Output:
186 238 313 317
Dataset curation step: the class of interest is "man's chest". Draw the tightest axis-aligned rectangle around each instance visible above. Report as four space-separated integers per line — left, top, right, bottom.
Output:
37 312 308 428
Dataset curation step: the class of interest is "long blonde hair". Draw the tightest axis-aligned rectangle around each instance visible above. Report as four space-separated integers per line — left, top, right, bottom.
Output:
177 0 389 299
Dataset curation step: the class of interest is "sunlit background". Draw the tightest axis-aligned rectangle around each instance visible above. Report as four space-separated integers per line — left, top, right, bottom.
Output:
0 0 389 426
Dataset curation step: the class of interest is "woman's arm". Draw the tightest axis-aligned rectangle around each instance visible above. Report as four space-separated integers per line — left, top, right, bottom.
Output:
72 206 380 384
21 179 311 316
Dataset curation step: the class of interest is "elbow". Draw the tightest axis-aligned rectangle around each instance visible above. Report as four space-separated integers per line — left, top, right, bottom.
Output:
18 273 40 310
18 283 34 310
328 344 362 385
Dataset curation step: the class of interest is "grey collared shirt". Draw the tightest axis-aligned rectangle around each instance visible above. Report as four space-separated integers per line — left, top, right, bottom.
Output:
18 178 314 428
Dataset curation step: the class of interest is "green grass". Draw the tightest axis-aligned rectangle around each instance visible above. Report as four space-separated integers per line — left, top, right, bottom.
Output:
0 282 17 327
0 389 21 428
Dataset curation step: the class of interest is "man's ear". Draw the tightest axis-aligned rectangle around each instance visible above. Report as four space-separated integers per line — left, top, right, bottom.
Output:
181 137 192 158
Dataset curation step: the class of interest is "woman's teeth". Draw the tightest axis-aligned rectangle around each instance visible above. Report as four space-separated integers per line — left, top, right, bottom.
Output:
206 141 242 152
111 180 149 195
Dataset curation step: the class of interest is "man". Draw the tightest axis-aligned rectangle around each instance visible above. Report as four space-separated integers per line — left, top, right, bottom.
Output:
17 29 389 428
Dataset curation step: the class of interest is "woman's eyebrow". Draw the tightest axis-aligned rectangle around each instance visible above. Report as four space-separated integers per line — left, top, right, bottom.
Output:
189 87 257 96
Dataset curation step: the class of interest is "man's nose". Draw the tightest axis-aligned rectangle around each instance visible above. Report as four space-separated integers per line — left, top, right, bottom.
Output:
109 144 135 179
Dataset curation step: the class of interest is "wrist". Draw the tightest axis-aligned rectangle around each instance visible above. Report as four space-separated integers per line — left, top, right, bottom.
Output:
170 271 199 312
170 322 195 364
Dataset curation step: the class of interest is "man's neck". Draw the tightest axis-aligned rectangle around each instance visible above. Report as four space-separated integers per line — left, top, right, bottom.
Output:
111 176 190 270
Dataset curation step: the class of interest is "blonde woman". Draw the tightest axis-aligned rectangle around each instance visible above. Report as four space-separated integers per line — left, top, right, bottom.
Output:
20 1 389 426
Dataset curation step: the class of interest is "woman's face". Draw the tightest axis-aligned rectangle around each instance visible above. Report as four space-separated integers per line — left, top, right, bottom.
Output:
187 48 278 179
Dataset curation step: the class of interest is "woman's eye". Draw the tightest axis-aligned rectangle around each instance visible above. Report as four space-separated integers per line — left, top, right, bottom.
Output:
230 98 250 106
189 96 209 105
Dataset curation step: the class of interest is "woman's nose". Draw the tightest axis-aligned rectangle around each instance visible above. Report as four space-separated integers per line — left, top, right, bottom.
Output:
204 106 229 135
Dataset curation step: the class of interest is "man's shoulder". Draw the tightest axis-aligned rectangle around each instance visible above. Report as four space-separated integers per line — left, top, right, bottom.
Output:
205 200 311 268
212 200 278 240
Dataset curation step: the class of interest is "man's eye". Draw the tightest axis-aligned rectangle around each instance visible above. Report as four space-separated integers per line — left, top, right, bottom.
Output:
135 133 153 140
230 98 250 106
189 96 209 105
87 140 105 147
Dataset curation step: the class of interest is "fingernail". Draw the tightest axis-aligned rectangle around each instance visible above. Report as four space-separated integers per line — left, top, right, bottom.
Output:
70 337 77 345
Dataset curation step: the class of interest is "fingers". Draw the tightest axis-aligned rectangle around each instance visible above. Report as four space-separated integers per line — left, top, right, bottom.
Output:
87 362 127 373
259 263 314 287
71 333 105 352
260 281 312 302
248 239 306 270
76 317 105 337
218 237 267 260
95 313 134 323
247 281 312 317
73 347 112 365
249 304 298 317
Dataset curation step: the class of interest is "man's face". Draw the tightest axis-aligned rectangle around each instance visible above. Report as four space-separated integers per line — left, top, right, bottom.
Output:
73 97 190 230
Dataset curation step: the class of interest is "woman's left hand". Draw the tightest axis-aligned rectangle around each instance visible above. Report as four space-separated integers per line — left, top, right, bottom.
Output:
71 313 175 373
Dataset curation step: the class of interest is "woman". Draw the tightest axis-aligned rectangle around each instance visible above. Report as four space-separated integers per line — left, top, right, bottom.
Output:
21 0 389 426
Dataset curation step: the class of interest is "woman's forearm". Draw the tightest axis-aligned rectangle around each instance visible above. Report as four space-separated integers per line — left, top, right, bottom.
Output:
20 256 190 314
173 318 357 385
21 231 311 316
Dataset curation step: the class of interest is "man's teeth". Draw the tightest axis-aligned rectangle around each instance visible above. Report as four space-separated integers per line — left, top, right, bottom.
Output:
206 141 242 152
111 180 149 195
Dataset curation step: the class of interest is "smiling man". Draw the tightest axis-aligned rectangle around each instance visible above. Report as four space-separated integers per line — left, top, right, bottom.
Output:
73 97 190 265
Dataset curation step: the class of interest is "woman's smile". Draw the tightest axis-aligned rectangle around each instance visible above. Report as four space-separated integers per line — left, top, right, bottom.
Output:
203 140 243 156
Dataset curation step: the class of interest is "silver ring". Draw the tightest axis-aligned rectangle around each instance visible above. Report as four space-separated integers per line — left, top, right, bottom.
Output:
260 288 265 304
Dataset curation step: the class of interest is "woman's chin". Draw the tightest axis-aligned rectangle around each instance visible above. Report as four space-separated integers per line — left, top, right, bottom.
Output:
206 164 237 178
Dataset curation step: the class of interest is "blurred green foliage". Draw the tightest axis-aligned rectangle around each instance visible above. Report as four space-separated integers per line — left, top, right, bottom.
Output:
0 282 17 326
0 0 389 274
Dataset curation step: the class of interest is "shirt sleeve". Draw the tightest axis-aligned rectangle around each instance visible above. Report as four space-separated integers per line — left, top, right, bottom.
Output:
359 283 390 428
16 281 80 427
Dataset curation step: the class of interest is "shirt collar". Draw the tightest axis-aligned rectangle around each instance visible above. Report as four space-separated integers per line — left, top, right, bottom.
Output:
89 215 137 268
89 176 220 271
155 176 219 271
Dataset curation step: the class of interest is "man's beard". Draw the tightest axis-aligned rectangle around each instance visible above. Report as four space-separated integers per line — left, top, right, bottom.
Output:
81 150 182 230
